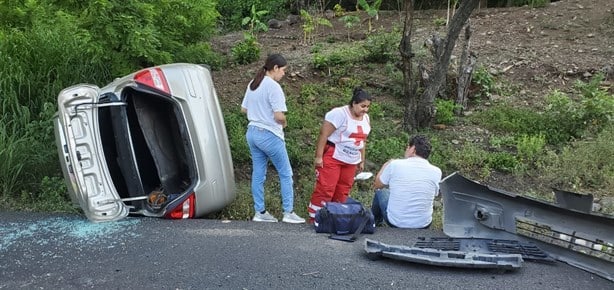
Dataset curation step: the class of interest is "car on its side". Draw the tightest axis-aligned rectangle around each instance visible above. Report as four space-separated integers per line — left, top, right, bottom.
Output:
54 63 236 222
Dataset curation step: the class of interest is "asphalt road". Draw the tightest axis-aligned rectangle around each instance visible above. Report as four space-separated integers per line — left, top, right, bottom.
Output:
1 211 611 289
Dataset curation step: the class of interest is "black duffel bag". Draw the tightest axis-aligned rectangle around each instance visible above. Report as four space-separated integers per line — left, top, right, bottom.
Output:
314 198 375 242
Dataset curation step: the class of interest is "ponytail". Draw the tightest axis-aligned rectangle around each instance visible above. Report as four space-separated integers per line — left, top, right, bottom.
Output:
249 53 287 91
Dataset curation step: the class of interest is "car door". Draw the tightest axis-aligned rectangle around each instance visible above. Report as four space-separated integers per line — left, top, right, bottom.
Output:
55 84 129 222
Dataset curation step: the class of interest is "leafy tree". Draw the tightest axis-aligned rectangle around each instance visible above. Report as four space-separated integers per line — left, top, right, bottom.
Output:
79 0 219 74
217 0 288 31
339 15 361 41
357 0 383 32
0 0 221 202
242 4 269 36
300 9 332 44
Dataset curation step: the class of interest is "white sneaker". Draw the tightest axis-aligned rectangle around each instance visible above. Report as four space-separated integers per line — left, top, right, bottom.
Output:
253 211 278 222
282 212 306 224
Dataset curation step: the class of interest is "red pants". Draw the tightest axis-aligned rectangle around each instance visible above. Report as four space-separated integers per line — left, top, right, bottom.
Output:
308 144 357 222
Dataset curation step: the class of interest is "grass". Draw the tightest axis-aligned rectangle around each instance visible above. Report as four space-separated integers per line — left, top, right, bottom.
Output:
212 49 614 228
2 8 613 224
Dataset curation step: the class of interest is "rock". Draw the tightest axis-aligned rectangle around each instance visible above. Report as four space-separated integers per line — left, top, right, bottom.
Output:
601 64 613 80
600 196 614 210
268 19 283 29
592 203 601 212
286 14 300 25
432 124 446 130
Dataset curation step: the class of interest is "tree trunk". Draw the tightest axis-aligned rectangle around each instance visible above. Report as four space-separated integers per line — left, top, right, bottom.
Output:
415 0 480 128
479 0 488 9
456 21 477 114
400 0 417 132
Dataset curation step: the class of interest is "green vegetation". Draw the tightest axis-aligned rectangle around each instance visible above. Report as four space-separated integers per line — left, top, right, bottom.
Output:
339 15 361 41
0 0 220 211
472 73 613 144
473 66 498 98
231 34 261 65
242 4 269 35
1 0 612 226
363 29 402 63
433 17 447 27
300 9 333 44
357 0 383 32
216 0 287 31
435 99 460 125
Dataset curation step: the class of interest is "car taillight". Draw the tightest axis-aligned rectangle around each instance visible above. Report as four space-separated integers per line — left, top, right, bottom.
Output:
133 67 170 94
166 193 195 219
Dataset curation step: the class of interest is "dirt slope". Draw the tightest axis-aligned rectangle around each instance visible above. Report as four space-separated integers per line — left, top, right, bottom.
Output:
213 0 613 104
210 0 613 194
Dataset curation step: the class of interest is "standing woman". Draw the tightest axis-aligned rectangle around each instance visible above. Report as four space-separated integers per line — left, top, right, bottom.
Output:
307 88 373 222
241 53 305 224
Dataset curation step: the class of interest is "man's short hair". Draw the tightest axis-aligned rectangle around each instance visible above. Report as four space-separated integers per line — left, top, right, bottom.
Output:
409 135 432 159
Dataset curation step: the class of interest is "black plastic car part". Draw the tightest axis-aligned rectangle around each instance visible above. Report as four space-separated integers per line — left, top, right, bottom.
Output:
413 237 555 262
440 172 614 282
365 239 523 270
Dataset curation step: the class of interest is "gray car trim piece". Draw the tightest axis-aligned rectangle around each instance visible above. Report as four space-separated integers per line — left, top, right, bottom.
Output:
552 188 594 213
440 172 614 282
412 237 555 262
365 239 524 270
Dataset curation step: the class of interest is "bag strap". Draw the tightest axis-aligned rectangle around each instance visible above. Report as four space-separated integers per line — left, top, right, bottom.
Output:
328 208 369 242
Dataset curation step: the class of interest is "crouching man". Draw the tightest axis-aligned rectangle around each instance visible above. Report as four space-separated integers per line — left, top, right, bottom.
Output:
371 135 442 229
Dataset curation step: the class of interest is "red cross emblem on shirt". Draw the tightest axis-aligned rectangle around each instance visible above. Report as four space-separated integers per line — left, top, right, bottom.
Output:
348 125 367 146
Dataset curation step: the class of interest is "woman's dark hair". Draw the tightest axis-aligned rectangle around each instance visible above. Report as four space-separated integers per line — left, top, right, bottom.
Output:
348 87 373 106
249 53 287 91
409 135 432 159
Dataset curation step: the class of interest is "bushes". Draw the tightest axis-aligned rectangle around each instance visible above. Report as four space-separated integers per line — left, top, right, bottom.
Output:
0 1 222 211
539 124 614 192
435 99 460 125
0 14 111 203
473 74 613 145
231 34 261 65
363 30 401 63
217 0 288 31
174 43 226 71
80 0 219 74
224 110 251 164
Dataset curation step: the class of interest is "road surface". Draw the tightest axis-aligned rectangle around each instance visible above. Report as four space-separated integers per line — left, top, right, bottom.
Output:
1 211 611 289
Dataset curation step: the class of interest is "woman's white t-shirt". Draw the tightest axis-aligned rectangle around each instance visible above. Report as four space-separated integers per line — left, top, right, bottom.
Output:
241 76 287 139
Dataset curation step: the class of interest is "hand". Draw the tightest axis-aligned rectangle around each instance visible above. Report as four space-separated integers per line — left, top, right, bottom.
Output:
314 157 323 168
358 162 365 172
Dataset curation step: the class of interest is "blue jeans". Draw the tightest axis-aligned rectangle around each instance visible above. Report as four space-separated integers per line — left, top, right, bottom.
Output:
371 188 431 229
246 126 294 213
371 189 393 227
